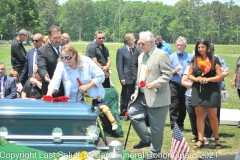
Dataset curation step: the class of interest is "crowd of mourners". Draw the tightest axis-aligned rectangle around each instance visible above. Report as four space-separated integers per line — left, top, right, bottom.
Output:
1 25 240 159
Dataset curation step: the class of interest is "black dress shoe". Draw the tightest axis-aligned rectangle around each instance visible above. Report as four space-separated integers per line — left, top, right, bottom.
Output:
133 141 151 149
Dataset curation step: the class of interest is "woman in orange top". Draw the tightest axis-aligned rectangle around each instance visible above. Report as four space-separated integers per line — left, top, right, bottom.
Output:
188 38 222 149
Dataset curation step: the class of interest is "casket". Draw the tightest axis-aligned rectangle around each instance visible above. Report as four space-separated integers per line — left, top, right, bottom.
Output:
0 99 99 153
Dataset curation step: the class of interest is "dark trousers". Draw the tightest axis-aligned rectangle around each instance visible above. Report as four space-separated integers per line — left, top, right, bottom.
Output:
169 81 187 129
238 89 240 98
102 77 110 88
120 83 134 115
13 66 23 75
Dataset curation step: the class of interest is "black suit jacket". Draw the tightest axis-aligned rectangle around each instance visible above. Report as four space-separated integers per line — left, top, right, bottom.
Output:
131 47 142 81
116 45 134 84
11 39 27 75
20 48 35 84
37 43 64 96
2 75 17 99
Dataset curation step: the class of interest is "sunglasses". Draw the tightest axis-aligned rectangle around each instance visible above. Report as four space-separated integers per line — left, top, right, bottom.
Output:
32 39 42 43
98 37 105 40
61 56 73 61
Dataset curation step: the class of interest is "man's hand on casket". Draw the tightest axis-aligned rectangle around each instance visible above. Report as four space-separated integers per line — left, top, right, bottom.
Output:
44 74 51 83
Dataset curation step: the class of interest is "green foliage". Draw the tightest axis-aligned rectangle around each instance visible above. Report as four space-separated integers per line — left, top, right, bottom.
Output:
15 0 40 31
1 0 240 44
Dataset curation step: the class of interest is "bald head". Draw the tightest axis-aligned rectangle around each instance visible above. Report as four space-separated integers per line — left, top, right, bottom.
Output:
32 33 43 49
61 33 70 46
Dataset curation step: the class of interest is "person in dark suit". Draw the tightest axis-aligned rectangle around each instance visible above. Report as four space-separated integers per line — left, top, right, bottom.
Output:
132 40 142 84
0 62 17 99
37 25 64 96
116 33 136 118
11 29 28 75
20 33 43 85
128 31 172 159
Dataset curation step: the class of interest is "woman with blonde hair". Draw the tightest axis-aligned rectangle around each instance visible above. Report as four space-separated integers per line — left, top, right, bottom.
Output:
9 70 22 98
47 44 118 130
42 36 49 45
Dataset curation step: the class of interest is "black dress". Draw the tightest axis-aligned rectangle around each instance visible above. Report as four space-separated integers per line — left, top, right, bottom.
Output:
191 57 221 108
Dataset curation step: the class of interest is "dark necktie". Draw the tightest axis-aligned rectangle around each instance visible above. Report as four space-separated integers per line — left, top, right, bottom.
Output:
56 47 60 55
129 48 133 56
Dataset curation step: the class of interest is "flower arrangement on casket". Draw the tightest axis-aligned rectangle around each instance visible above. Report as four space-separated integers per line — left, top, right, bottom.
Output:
42 95 69 102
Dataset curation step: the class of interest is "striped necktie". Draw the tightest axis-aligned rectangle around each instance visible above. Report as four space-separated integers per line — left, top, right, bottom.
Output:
129 48 133 56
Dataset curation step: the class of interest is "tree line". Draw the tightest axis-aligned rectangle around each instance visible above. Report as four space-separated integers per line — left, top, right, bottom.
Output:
0 0 239 44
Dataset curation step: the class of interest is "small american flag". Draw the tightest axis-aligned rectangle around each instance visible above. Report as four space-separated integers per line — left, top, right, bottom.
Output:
169 123 190 160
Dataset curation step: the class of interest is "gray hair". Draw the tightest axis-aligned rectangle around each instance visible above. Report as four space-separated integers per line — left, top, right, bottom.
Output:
139 31 155 43
175 36 187 45
94 30 105 36
18 29 28 36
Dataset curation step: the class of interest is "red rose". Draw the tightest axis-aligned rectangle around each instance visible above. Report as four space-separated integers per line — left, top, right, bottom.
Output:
42 95 53 101
139 81 146 88
52 97 60 102
58 96 69 102
30 96 35 98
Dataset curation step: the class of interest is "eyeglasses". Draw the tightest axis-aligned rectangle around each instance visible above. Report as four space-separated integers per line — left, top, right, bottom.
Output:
98 37 105 40
61 56 73 61
32 39 42 43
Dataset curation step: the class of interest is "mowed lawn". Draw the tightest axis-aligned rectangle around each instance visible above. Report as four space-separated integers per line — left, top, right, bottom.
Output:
0 42 240 159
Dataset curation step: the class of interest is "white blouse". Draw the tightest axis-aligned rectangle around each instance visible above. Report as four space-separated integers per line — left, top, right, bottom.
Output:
48 56 105 101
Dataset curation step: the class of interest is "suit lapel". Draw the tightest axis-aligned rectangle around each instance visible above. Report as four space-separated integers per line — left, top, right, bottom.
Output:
144 48 157 80
48 43 58 58
124 46 131 58
30 49 35 70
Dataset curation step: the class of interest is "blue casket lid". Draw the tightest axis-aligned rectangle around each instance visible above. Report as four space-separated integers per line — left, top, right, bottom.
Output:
0 99 98 119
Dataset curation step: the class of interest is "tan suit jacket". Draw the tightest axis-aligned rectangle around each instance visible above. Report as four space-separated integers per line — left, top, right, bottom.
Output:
133 47 172 107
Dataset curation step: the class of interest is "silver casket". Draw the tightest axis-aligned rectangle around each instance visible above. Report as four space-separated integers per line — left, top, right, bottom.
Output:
0 99 100 153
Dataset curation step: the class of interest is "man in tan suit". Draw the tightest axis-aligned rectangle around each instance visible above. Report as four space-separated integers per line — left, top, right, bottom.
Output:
128 31 172 159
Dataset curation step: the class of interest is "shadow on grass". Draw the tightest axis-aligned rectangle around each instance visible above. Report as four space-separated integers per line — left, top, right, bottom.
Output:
219 132 235 138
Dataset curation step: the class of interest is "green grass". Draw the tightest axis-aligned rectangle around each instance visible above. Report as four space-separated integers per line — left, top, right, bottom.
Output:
1 42 240 159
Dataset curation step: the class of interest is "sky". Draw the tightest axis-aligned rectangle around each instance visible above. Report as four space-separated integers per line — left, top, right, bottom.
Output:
59 0 240 6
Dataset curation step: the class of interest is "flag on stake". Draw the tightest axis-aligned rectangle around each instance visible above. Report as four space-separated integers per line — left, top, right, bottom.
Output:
169 123 190 160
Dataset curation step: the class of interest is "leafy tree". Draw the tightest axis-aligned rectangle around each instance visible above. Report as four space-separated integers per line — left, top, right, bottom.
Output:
15 0 40 32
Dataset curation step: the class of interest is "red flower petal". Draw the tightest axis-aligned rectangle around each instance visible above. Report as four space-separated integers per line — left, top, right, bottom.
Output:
139 81 146 88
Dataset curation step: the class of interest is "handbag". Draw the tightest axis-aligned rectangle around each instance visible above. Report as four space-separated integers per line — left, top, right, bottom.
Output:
221 90 230 103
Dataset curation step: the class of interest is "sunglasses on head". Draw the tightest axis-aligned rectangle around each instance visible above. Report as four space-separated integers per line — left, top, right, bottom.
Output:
98 37 105 40
61 55 73 61
32 39 41 43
